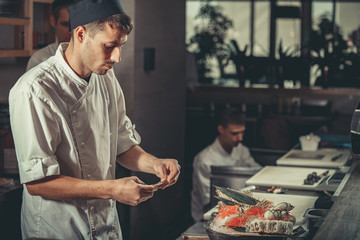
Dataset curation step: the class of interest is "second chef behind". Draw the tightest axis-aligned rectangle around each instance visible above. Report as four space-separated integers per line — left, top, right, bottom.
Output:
191 109 261 221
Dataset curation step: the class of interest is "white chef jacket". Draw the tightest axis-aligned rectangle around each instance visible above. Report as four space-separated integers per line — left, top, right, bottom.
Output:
9 43 139 240
191 137 261 221
26 42 59 71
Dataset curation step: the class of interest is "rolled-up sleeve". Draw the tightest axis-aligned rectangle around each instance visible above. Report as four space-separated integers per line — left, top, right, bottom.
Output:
9 90 61 184
117 115 140 155
114 80 140 155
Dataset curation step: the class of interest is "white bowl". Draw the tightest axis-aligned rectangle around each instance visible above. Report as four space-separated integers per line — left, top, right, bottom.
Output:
300 134 320 151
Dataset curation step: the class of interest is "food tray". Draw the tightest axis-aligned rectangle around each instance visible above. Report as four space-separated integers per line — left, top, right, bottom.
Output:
205 215 288 240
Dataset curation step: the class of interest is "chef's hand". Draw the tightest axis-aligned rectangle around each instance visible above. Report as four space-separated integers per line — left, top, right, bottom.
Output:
153 158 181 189
112 176 156 206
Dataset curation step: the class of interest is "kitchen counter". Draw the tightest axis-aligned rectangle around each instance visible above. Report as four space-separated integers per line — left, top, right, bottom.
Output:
313 160 360 240
179 159 359 239
178 222 209 240
180 189 319 240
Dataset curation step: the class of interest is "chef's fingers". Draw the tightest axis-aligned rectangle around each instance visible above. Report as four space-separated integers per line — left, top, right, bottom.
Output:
165 162 181 184
141 190 154 199
156 165 169 181
131 176 146 185
139 185 155 202
139 184 156 193
161 179 176 189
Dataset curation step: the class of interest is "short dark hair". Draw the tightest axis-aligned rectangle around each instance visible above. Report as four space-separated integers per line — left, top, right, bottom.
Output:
219 109 246 128
84 13 133 38
52 0 75 22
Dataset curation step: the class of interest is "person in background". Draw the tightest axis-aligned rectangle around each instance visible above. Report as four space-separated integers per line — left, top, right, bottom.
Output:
191 109 261 221
9 0 180 239
26 0 75 70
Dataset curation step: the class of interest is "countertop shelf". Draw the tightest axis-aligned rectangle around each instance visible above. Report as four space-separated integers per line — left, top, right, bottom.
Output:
0 49 31 58
0 17 30 25
0 0 54 58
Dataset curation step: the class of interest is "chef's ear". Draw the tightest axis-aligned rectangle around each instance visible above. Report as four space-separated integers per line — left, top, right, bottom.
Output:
49 15 56 28
218 125 224 134
74 26 86 43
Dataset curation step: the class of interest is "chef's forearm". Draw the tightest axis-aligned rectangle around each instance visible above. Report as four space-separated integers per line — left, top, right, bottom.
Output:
26 175 113 200
116 145 158 174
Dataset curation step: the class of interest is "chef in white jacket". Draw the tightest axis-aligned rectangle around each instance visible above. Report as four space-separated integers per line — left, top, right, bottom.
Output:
191 109 261 221
26 0 75 71
9 0 180 239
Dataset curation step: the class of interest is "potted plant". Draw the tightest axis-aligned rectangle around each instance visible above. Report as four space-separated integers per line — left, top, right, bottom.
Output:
187 0 233 83
306 14 359 87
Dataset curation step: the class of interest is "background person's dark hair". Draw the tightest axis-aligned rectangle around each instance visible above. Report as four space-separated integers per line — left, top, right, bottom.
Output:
52 0 74 22
219 109 246 128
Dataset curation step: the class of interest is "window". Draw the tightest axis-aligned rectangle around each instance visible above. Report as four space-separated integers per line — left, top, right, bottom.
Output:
186 0 360 88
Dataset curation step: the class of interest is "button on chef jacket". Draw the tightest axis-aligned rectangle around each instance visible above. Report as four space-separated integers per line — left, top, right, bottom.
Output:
9 43 140 240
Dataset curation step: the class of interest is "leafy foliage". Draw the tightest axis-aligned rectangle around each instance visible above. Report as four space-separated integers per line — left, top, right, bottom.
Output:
306 15 360 87
187 0 233 81
215 186 258 206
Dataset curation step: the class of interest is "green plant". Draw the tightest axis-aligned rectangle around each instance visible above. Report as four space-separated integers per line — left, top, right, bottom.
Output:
277 39 308 87
306 15 359 87
219 40 248 85
187 0 233 82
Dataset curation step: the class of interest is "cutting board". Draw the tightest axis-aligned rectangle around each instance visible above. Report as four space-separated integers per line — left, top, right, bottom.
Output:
276 149 350 168
245 166 336 190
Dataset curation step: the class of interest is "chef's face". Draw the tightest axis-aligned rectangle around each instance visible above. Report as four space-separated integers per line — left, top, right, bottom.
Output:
81 23 127 75
218 123 246 148
51 7 71 43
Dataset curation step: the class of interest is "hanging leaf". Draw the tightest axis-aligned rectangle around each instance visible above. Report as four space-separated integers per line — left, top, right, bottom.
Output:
215 186 258 205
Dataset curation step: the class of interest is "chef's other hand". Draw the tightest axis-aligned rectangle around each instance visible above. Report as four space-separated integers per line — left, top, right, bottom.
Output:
112 176 156 206
153 158 181 189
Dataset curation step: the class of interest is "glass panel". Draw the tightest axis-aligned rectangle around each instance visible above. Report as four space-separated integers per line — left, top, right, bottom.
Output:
312 1 333 29
254 1 270 56
275 1 301 59
310 2 333 87
310 1 360 88
186 0 360 88
185 2 201 51
186 1 252 82
336 2 360 48
277 1 301 7
275 19 301 59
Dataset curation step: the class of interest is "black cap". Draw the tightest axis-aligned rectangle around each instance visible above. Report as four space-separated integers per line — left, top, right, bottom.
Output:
68 0 125 31
52 0 75 12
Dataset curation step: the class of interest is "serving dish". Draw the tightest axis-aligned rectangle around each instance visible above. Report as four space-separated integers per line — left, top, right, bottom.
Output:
205 215 288 240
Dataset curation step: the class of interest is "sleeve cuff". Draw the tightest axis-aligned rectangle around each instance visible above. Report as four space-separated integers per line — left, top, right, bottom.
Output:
19 155 60 184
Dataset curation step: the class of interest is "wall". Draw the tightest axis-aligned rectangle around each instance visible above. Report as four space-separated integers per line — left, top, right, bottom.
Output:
129 0 187 239
113 0 136 119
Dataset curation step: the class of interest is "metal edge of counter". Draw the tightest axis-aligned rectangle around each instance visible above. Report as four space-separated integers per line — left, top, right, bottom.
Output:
332 160 357 201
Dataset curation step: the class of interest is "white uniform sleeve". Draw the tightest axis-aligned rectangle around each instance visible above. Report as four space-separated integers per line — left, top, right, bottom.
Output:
191 151 213 219
236 144 262 168
9 91 61 184
194 158 212 205
112 71 140 155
